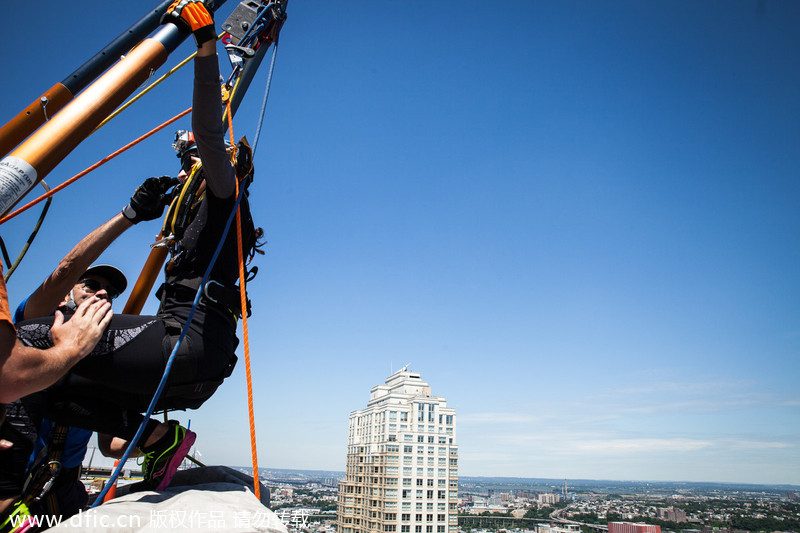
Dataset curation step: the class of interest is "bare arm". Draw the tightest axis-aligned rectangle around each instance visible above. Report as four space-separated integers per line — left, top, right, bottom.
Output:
0 297 113 403
21 214 133 320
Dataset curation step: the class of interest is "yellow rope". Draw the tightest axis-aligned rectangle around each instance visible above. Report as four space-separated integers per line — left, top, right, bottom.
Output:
0 108 192 226
222 69 245 124
94 31 227 132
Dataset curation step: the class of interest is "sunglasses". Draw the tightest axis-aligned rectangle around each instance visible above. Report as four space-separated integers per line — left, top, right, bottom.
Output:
78 278 119 300
181 153 199 174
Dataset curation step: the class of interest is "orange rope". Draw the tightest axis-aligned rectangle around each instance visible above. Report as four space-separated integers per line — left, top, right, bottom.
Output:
0 107 192 226
227 98 261 500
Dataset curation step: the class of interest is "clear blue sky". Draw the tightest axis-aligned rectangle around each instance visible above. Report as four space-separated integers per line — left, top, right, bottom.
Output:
1 1 798 485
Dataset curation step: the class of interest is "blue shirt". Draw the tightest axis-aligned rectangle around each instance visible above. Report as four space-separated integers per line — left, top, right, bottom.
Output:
14 296 28 323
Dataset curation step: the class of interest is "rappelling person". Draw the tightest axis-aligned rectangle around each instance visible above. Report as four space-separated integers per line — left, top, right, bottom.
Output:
0 0 260 515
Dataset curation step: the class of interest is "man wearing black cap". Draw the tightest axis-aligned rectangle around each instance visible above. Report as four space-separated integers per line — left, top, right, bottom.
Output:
1 176 175 522
15 264 127 323
3 257 129 522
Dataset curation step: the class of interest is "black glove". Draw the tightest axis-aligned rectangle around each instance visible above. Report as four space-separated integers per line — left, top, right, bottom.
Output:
122 176 180 224
161 0 216 47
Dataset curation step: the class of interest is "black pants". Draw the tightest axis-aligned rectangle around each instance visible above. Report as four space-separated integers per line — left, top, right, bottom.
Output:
15 312 237 442
0 311 235 501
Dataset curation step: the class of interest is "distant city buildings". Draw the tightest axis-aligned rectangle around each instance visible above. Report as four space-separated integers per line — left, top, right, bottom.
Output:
608 522 662 533
538 493 561 505
337 368 458 533
541 526 581 533
657 507 687 523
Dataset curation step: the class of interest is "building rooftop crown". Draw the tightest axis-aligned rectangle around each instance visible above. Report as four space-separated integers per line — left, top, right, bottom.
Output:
368 366 433 403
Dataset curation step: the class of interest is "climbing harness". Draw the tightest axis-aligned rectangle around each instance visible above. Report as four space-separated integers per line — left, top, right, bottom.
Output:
20 425 70 512
0 423 71 532
161 161 207 249
91 173 251 507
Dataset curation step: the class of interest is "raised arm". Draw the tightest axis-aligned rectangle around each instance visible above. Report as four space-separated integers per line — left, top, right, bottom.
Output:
161 0 234 199
192 40 236 199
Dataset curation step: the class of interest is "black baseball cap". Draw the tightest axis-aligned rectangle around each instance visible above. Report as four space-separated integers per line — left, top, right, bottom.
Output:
82 264 127 297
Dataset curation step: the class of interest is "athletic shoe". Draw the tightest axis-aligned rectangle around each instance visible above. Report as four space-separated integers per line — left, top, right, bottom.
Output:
140 421 196 491
0 500 31 533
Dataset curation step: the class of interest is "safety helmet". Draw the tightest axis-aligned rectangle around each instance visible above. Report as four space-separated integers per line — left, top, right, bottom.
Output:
173 130 197 159
172 130 253 183
173 130 236 157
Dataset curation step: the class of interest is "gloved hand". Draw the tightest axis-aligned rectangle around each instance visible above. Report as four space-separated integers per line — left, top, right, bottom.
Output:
122 176 180 224
161 0 216 47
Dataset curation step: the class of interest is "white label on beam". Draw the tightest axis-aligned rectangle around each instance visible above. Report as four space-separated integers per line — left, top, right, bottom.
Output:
0 156 37 215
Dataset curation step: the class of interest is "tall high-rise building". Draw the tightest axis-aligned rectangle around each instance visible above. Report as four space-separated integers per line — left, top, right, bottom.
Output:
337 368 458 533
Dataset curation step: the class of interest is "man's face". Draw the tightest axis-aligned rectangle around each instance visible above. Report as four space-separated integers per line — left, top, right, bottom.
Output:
177 154 201 183
61 275 118 309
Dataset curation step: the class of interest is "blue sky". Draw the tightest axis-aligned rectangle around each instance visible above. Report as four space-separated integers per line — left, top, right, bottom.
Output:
0 1 798 485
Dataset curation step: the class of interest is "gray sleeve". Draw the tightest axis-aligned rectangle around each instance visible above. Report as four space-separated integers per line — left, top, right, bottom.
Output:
192 54 235 199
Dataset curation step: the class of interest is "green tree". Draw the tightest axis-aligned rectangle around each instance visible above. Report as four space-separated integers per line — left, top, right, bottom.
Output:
524 506 554 519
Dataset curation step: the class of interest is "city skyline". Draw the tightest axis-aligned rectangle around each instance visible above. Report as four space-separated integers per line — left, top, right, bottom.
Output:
0 1 797 486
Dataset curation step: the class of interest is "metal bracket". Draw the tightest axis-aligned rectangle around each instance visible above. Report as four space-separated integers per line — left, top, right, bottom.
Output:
221 1 263 46
151 233 175 249
203 280 224 305
40 97 50 121
225 44 256 71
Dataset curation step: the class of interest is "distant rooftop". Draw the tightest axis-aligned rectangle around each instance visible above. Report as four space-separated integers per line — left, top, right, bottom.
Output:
367 366 436 405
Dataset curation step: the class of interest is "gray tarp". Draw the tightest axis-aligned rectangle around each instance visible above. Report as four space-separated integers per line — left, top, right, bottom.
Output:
44 466 288 533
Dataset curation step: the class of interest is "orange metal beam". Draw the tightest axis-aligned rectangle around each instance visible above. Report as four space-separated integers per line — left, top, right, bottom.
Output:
0 83 74 159
0 38 169 217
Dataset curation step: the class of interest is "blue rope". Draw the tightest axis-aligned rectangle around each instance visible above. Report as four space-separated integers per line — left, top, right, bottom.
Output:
252 33 280 155
91 184 248 507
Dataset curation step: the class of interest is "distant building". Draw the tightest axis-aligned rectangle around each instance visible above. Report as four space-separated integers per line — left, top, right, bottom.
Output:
608 522 661 533
701 528 748 533
538 493 561 505
657 507 687 523
337 368 458 533
537 525 581 533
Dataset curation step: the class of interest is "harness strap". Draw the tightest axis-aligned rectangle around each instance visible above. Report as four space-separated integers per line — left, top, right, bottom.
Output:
13 421 71 522
157 278 251 318
162 162 206 246
204 280 251 318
